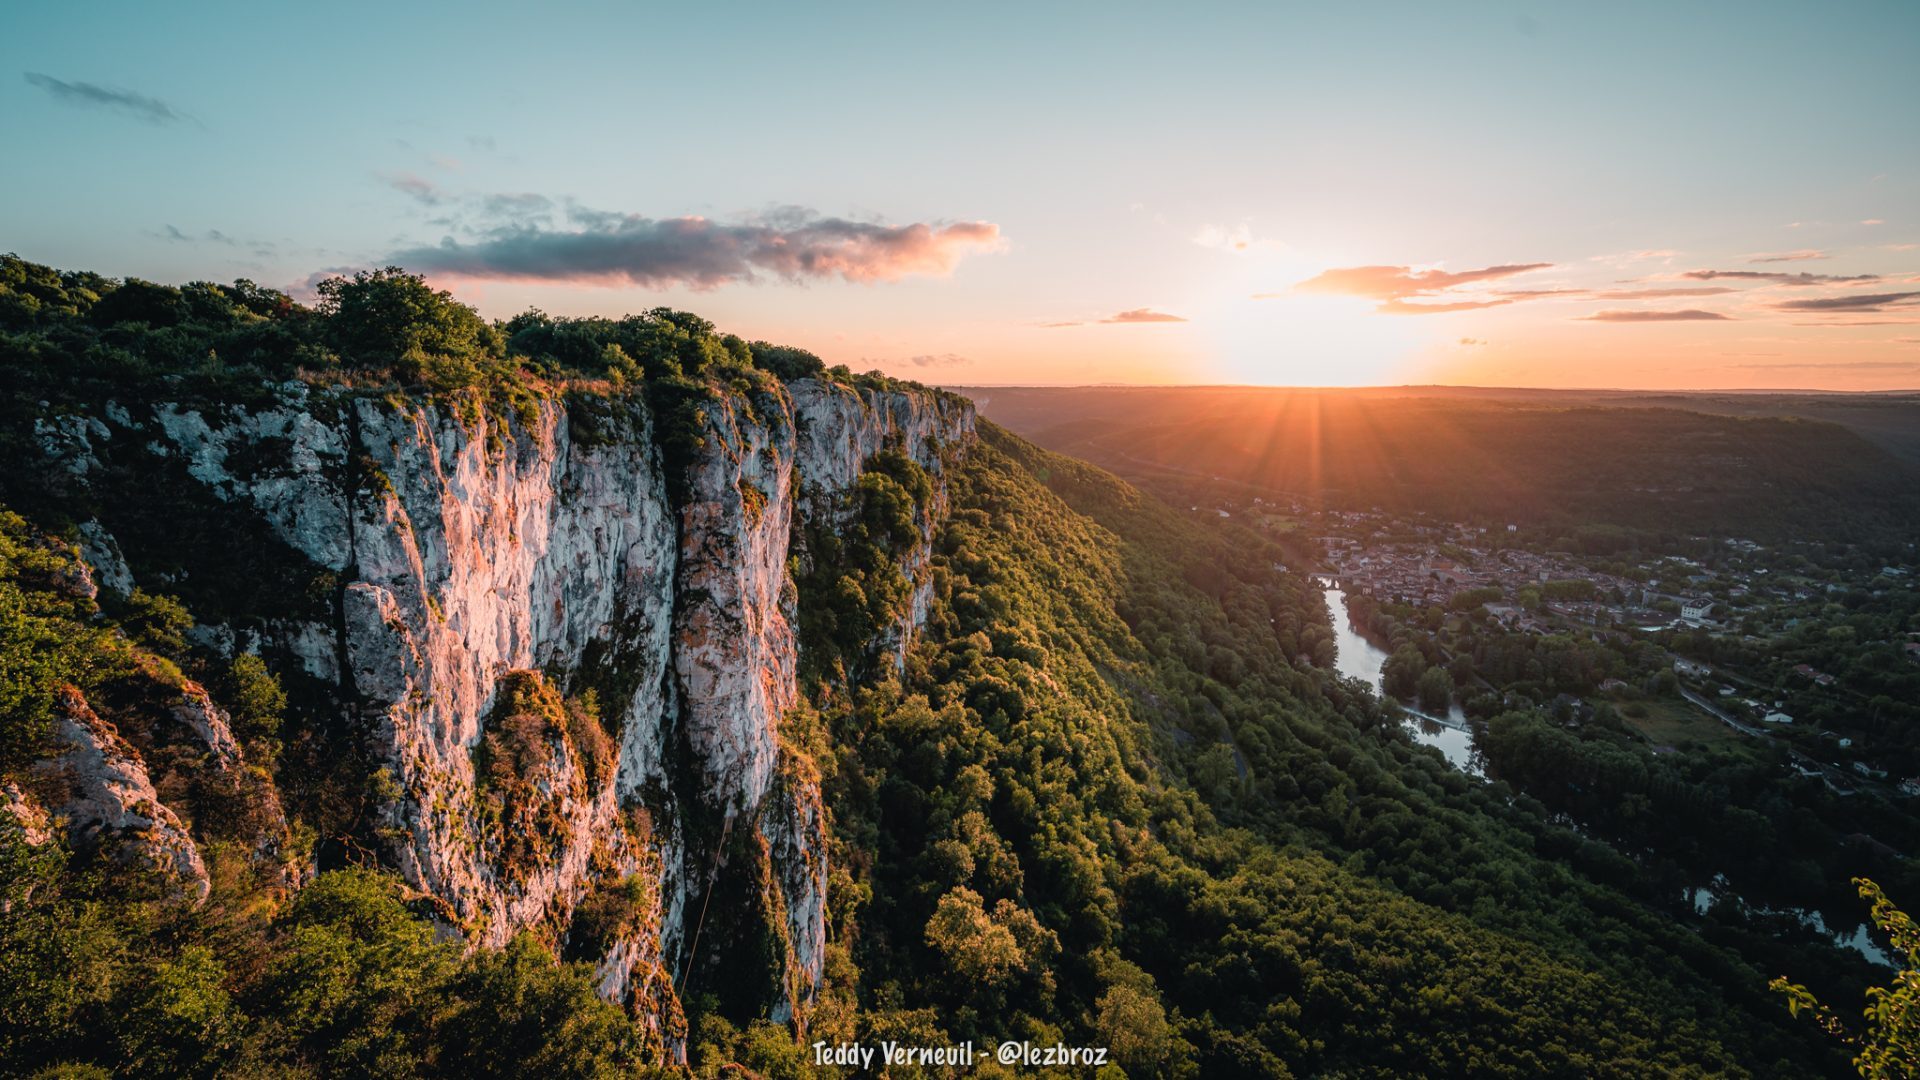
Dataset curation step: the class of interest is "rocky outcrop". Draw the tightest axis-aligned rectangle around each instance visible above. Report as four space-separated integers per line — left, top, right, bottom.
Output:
3 781 54 846
50 375 973 1049
77 520 135 597
35 687 211 902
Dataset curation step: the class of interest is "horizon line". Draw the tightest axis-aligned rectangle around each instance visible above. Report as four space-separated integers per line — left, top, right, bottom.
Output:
937 382 1920 395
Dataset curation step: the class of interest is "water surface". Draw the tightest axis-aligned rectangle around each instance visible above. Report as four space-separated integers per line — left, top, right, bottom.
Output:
1323 584 1483 776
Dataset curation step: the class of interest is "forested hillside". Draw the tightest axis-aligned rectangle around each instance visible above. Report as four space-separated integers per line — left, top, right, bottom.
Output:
779 424 1865 1077
962 386 1920 548
0 257 1880 1076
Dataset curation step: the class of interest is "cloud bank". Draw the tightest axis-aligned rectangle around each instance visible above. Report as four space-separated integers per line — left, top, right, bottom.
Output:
388 211 1004 288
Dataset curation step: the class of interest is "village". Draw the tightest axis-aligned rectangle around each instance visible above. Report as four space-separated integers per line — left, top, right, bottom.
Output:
1190 493 1920 799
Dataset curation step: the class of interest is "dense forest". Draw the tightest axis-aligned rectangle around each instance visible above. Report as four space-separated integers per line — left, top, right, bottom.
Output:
965 386 1920 548
0 256 1899 1076
1341 584 1920 918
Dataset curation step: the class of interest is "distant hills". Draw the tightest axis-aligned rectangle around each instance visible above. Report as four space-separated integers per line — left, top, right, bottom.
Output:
951 385 1920 546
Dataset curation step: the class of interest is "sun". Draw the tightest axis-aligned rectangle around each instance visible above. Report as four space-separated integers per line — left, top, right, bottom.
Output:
1191 248 1431 385
1175 242 1436 384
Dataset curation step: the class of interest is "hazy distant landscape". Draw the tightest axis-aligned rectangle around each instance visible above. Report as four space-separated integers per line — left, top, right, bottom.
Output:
960 385 1920 545
6 2 1920 1077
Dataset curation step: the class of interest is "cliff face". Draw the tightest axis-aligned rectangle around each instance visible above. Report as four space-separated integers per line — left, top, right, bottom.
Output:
28 376 973 1055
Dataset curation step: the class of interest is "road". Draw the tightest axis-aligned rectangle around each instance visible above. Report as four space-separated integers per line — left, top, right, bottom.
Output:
1682 684 1857 795
1681 686 1763 736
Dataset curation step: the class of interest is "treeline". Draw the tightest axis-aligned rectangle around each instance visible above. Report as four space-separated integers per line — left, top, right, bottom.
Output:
0 254 840 393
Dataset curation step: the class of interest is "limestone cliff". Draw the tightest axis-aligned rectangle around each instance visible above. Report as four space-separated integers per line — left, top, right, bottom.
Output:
24 375 972 1057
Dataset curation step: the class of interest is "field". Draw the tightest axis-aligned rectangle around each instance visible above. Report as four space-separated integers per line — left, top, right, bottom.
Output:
1624 697 1747 748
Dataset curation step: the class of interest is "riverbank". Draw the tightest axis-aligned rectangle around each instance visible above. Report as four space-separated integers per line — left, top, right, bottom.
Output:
1323 584 1483 777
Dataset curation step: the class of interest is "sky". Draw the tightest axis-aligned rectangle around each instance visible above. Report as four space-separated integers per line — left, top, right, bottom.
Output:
3 1 1918 390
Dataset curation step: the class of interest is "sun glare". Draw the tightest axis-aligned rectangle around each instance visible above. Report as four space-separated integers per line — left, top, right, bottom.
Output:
1200 289 1427 387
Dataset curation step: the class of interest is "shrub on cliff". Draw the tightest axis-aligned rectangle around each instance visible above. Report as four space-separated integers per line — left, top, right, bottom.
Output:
315 268 501 371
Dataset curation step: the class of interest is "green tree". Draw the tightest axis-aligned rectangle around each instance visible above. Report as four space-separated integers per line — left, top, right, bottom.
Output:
1383 645 1427 700
315 267 499 377
925 887 1026 988
222 653 285 739
1773 878 1920 1079
1417 665 1454 713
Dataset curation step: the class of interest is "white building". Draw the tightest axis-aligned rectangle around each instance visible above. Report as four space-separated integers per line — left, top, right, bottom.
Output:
1681 598 1714 627
1763 711 1794 725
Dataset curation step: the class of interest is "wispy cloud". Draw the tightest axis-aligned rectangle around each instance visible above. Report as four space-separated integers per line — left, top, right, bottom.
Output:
24 72 185 125
1725 360 1920 371
902 353 970 367
381 172 446 207
1593 286 1738 299
153 224 275 256
158 225 235 246
1040 308 1189 327
1745 249 1827 263
1773 290 1920 313
1289 261 1554 315
386 208 1005 288
1378 298 1519 315
1295 263 1551 301
1580 309 1732 322
1682 269 1880 286
1193 223 1262 252
1587 249 1682 270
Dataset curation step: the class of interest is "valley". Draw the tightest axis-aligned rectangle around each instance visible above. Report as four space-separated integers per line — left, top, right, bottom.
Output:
0 258 1911 1077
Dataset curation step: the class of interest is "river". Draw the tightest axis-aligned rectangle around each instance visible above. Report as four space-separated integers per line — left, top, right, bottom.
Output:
1692 880 1893 968
1321 585 1890 966
1322 583 1484 776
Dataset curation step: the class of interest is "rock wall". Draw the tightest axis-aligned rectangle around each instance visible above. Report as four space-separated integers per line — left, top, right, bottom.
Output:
38 375 972 1053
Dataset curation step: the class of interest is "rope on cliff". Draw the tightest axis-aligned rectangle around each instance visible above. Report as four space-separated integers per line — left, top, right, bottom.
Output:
676 811 734 993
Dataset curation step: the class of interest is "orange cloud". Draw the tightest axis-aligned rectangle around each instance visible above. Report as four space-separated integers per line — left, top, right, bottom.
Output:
1101 308 1187 323
1745 249 1828 263
1378 298 1519 315
1294 262 1552 301
1046 309 1188 327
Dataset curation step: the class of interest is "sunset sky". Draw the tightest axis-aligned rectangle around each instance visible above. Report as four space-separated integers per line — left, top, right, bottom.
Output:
4 1 1917 389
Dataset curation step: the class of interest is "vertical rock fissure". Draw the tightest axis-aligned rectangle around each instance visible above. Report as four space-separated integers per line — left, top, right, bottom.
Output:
332 394 363 709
